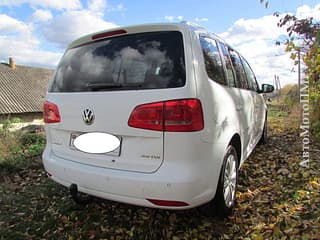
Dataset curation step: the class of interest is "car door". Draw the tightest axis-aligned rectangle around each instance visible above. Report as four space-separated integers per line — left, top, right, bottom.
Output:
241 57 265 144
228 48 255 158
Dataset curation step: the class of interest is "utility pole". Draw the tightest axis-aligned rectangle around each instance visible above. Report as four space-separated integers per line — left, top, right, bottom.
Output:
274 74 281 101
298 49 301 94
297 48 302 120
277 75 281 98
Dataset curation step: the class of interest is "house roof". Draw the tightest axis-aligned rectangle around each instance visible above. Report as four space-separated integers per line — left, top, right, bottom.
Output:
0 63 53 114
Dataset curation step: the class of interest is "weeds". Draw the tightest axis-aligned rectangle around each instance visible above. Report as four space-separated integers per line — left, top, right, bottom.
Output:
312 121 320 139
0 119 45 174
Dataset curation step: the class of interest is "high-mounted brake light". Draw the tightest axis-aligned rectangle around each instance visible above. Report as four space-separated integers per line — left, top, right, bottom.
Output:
43 101 61 123
128 99 204 132
92 29 127 40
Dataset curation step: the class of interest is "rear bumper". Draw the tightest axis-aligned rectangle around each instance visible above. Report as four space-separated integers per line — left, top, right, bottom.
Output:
42 146 221 210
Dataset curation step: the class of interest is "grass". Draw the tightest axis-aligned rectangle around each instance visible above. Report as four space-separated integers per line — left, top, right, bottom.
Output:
268 108 289 118
0 108 319 239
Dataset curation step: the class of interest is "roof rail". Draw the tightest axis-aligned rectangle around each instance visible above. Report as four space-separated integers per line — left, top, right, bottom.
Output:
180 21 207 32
180 21 202 28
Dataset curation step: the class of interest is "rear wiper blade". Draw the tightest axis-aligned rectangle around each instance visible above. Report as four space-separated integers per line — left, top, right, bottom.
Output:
86 82 142 90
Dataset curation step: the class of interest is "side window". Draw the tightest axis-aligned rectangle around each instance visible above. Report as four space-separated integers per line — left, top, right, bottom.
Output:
228 48 248 89
241 57 259 92
200 36 226 85
218 42 236 87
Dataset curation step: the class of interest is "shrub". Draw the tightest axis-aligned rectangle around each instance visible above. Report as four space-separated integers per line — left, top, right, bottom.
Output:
20 132 46 146
20 133 46 157
0 131 46 173
312 121 320 139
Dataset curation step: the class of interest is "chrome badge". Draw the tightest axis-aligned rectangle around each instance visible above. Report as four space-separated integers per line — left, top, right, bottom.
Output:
83 108 94 125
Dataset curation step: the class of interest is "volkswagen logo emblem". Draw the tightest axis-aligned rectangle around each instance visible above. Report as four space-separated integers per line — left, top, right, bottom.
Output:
83 108 94 125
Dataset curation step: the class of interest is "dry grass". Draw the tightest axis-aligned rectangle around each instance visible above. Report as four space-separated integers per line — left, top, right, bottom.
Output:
0 132 20 160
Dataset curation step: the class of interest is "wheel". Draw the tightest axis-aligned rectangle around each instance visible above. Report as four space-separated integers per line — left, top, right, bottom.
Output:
214 145 238 217
258 116 267 145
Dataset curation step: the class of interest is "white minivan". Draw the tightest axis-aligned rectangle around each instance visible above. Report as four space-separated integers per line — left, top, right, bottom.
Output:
42 22 274 216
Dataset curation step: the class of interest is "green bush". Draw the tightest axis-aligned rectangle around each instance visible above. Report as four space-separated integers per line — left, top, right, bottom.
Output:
0 119 12 132
11 117 22 123
0 151 27 172
0 131 46 173
311 121 320 139
20 133 46 157
20 133 46 146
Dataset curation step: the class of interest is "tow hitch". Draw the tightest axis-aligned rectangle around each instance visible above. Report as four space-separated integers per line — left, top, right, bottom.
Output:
69 184 92 205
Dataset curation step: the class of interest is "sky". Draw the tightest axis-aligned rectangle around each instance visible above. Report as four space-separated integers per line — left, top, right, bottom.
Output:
0 0 319 86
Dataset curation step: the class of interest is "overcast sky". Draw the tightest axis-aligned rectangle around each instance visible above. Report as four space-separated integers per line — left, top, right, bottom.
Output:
0 0 319 86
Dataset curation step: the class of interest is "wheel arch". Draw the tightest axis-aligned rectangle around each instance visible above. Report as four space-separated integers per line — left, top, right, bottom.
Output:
228 134 242 167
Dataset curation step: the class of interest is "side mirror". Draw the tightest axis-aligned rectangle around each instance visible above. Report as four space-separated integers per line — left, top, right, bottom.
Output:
260 84 274 93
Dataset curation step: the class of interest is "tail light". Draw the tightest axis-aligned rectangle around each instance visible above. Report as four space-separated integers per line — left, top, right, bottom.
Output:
128 99 204 132
43 101 61 123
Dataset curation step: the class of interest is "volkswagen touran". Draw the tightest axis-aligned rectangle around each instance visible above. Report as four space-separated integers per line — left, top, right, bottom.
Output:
42 22 274 216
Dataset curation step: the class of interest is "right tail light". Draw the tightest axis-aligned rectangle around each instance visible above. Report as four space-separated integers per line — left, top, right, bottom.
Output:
128 99 204 132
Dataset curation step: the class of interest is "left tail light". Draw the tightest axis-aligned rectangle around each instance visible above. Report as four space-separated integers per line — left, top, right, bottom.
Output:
43 101 61 123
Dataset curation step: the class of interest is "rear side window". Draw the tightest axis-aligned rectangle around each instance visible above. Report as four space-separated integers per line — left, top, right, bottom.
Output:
218 42 236 87
49 31 185 92
241 57 258 92
200 36 226 85
228 49 248 89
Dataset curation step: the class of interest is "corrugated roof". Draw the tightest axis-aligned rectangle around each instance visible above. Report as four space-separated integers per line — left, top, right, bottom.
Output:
0 63 54 114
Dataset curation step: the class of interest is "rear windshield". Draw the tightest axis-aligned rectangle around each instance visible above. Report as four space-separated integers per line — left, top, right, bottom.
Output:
49 31 186 92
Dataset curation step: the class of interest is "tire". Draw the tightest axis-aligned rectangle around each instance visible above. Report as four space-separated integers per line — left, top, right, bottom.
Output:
258 116 267 145
213 145 239 217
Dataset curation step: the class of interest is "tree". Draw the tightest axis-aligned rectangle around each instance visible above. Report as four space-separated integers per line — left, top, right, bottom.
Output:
260 0 320 138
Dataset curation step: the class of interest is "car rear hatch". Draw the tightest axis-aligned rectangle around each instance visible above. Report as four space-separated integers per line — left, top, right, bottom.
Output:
44 26 194 173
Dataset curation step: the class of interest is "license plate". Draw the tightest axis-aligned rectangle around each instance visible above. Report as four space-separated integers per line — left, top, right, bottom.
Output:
69 132 122 156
